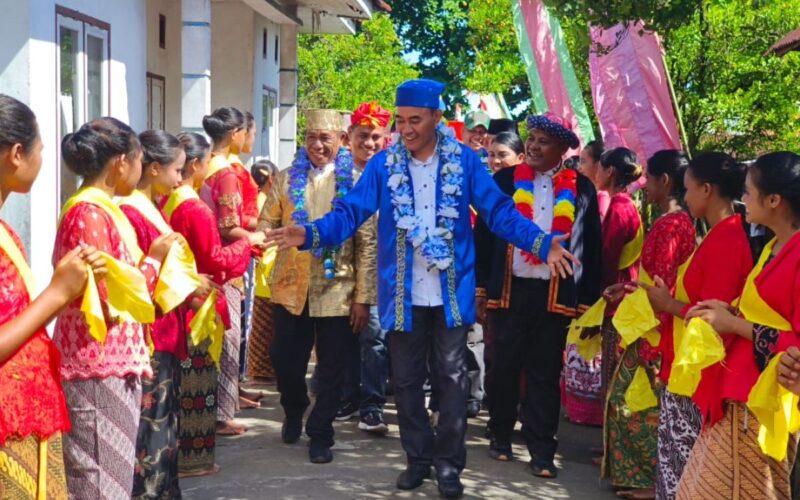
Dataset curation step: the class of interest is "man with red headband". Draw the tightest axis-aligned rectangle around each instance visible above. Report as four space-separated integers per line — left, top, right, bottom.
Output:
336 102 392 434
474 112 602 479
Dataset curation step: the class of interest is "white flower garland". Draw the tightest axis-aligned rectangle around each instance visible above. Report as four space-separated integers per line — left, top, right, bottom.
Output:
386 131 463 271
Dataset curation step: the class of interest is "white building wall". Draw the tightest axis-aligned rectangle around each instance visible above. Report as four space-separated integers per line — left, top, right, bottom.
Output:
0 0 33 262
0 0 147 292
251 13 280 161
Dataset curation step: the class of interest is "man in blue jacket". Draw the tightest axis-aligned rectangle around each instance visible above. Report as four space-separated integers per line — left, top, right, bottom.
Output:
266 79 577 499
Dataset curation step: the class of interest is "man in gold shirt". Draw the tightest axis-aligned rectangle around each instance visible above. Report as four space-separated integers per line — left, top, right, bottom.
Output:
258 109 377 464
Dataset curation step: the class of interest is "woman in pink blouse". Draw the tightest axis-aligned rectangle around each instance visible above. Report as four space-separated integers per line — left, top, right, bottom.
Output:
53 118 176 499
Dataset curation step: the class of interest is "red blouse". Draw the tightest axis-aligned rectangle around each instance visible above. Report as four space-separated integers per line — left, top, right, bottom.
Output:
0 221 71 445
601 193 641 290
120 205 187 360
53 203 158 380
231 161 259 230
644 211 697 378
200 164 243 232
166 197 251 326
683 214 753 426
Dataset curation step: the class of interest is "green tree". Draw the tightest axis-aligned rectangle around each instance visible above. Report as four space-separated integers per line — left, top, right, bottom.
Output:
297 14 417 139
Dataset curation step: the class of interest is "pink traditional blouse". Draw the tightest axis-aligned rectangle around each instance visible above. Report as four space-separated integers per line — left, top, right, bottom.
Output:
52 203 158 380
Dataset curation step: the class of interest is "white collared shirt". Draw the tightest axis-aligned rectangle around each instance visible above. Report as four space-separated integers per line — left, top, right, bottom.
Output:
407 150 444 307
512 165 560 279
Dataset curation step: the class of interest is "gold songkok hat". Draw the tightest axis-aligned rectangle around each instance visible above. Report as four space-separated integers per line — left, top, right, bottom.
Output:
306 109 344 132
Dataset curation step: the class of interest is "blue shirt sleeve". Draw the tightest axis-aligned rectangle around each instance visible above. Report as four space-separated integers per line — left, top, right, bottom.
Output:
466 147 554 262
301 152 383 251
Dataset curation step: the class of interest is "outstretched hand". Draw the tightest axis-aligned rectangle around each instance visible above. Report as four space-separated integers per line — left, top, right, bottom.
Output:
265 225 307 250
547 233 580 279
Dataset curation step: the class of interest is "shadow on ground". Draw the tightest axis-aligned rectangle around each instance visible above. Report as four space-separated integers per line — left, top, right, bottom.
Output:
182 378 617 499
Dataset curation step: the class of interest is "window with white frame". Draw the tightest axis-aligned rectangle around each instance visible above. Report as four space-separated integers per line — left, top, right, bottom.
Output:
261 87 278 159
56 7 110 205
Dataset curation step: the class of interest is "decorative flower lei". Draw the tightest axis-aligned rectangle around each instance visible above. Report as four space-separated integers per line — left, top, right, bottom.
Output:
289 146 354 278
512 163 577 264
386 129 462 271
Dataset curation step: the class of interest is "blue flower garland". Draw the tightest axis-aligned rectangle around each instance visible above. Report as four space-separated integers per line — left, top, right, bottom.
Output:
288 146 354 279
386 130 462 271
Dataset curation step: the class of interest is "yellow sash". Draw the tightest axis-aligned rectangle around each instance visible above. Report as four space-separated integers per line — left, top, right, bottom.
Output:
161 184 224 357
255 246 277 299
59 188 155 342
205 154 231 181
162 184 200 222
618 215 644 270
625 365 659 413
257 192 267 214
613 267 661 349
118 190 203 313
0 221 35 299
227 152 243 166
566 297 606 361
738 238 791 331
743 238 798 461
118 190 173 234
60 187 144 263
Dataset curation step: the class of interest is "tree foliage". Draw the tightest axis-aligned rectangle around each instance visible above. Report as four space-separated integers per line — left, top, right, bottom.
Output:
296 14 417 139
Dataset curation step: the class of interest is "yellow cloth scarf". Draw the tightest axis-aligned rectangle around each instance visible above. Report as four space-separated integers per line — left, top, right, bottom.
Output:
205 154 231 181
0 220 35 299
567 297 606 361
59 187 154 342
161 184 225 359
618 215 644 270
118 190 202 313
743 238 797 461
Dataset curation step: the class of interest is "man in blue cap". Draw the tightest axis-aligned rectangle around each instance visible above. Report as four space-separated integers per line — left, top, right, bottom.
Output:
266 79 579 498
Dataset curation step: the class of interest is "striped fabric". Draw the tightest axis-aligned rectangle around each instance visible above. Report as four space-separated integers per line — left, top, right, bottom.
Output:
217 284 242 422
247 298 275 380
0 434 68 500
62 375 142 499
677 402 797 500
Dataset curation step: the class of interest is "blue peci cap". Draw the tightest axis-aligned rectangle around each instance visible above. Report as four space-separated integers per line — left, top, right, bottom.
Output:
396 79 446 109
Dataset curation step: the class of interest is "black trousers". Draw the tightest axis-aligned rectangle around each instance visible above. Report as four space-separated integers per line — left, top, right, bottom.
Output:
389 306 468 473
270 303 352 447
487 278 569 463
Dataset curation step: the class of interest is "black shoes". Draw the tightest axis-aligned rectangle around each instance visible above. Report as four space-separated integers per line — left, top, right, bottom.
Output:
281 417 303 444
334 401 359 421
396 464 431 490
309 441 333 464
358 411 389 434
437 469 464 499
466 400 481 418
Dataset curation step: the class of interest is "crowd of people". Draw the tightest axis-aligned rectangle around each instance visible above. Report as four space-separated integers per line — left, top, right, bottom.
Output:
1 75 800 500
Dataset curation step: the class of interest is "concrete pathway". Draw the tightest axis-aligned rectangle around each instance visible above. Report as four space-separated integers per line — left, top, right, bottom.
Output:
183 381 618 499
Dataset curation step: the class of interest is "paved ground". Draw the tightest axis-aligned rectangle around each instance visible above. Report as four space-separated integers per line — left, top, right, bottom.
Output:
183 379 618 499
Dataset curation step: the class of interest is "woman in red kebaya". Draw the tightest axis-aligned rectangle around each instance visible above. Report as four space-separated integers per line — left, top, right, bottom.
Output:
168 132 266 476
642 152 752 500
677 152 800 500
0 95 104 500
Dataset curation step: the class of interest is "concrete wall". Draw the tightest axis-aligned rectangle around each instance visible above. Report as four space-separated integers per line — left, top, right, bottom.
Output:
146 0 182 133
0 0 146 291
251 13 280 160
0 0 32 262
210 1 254 113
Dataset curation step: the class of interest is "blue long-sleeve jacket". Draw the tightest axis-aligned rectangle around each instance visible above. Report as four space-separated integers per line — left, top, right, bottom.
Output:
301 144 553 332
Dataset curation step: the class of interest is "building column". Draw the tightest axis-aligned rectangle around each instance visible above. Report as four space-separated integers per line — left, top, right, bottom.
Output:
181 0 211 133
278 23 298 168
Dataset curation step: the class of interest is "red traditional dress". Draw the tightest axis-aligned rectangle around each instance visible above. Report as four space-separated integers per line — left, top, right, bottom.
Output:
0 220 70 499
602 203 683 491
120 196 185 499
165 185 251 475
229 154 259 230
678 230 800 500
53 193 160 500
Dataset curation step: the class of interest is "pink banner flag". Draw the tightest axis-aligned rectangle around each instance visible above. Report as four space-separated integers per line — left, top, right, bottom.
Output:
513 0 595 152
589 23 682 165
